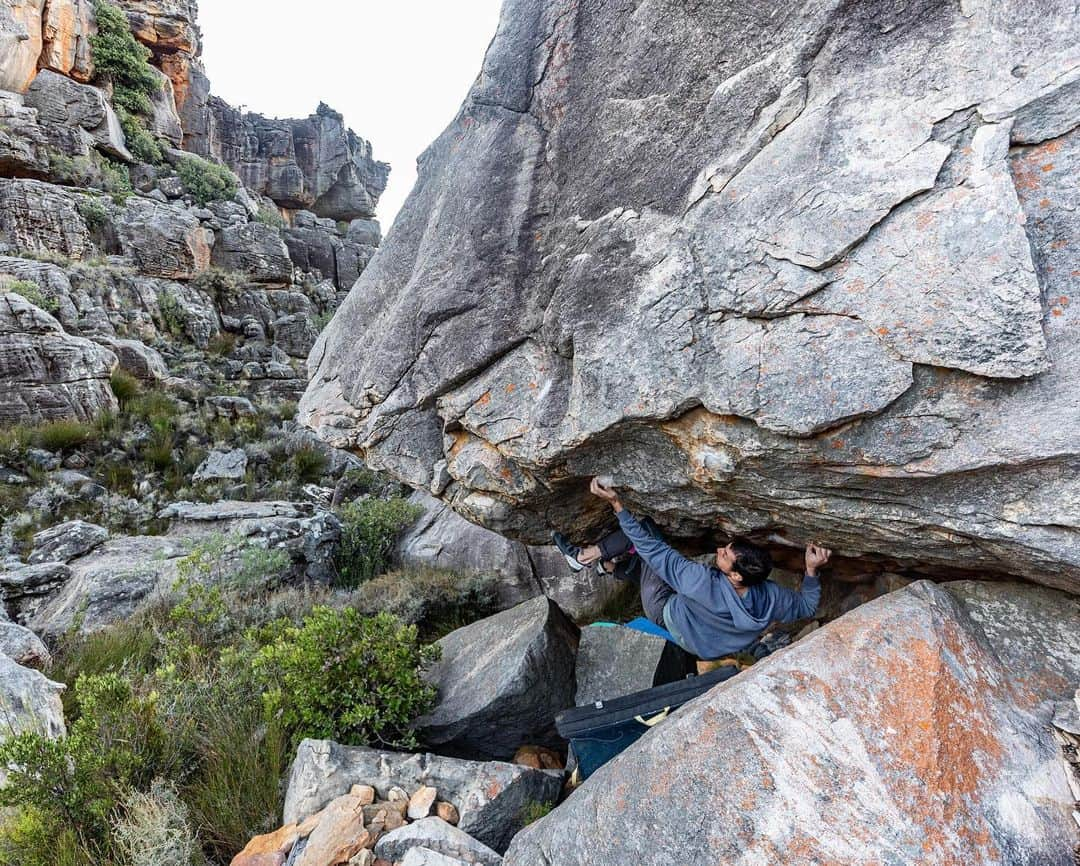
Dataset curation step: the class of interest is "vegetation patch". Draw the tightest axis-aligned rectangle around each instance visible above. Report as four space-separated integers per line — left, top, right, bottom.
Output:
89 0 161 118
335 496 423 587
177 156 238 206
1 278 58 314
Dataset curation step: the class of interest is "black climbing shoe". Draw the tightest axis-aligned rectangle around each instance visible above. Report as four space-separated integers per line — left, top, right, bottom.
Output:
553 531 584 572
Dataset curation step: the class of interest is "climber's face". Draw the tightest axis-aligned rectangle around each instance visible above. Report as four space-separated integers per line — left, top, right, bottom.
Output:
715 543 737 575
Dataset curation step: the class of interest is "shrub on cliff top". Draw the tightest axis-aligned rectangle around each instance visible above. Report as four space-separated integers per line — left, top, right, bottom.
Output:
90 0 160 117
177 156 238 206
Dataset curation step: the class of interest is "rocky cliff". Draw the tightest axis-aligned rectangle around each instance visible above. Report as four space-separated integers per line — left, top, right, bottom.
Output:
300 0 1080 594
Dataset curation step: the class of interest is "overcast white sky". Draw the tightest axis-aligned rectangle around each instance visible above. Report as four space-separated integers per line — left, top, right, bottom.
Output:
198 0 504 230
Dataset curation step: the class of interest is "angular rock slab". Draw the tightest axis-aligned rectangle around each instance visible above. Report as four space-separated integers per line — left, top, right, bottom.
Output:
574 623 686 707
0 620 51 667
503 582 1077 866
28 518 107 564
374 818 501 866
284 739 563 853
416 596 579 761
300 0 1080 592
0 654 65 783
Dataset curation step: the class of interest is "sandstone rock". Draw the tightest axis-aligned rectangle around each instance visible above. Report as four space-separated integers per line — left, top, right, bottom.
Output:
119 0 200 57
94 336 168 380
205 395 259 419
40 0 93 82
145 63 183 147
300 0 1080 594
0 653 65 781
25 70 132 161
0 178 92 258
944 580 1080 710
407 786 438 821
0 561 70 622
293 792 370 866
373 818 501 866
0 90 52 176
284 739 562 854
282 214 376 291
0 619 51 667
573 623 686 707
416 596 578 761
117 196 212 279
192 447 248 483
503 582 1077 865
28 534 189 637
211 221 293 284
0 292 117 425
0 0 45 93
398 491 618 617
28 518 107 563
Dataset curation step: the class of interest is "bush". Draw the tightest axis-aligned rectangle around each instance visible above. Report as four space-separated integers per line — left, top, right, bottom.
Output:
351 567 500 639
99 156 133 204
116 109 163 165
2 278 58 314
291 445 327 483
77 196 110 234
142 427 175 471
113 781 198 866
157 291 187 338
249 608 438 749
255 203 284 229
335 497 422 587
177 156 238 206
37 419 94 452
109 369 141 408
90 0 160 118
206 331 236 357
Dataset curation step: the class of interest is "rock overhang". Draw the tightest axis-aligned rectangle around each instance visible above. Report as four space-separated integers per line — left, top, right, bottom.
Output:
299 0 1080 593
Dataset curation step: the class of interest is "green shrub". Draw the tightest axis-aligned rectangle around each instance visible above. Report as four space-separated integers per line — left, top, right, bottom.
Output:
177 156 238 206
142 426 175 471
291 445 327 483
109 369 141 408
520 800 555 825
99 156 133 204
206 331 236 357
37 419 94 452
157 291 187 338
335 497 422 587
255 203 284 229
130 391 179 425
311 309 334 332
249 608 438 749
2 278 58 314
77 196 110 234
351 567 500 639
90 0 160 118
116 108 163 165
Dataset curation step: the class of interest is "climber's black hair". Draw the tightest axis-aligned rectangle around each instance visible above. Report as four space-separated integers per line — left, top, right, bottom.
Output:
730 538 773 586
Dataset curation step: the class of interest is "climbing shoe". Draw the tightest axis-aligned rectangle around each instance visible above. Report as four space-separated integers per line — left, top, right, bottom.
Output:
553 531 584 572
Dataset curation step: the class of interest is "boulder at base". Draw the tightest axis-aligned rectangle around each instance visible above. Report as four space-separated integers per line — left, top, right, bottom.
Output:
0 653 65 782
284 739 563 853
374 817 501 866
504 582 1077 866
574 623 687 707
416 596 579 761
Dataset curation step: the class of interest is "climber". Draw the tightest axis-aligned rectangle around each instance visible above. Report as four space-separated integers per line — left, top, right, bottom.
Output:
553 477 830 661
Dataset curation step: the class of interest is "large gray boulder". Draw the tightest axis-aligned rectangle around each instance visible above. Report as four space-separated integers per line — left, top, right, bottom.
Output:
0 178 92 258
504 582 1078 865
284 739 563 854
211 221 293 285
116 196 212 280
416 596 579 761
0 561 71 623
299 0 1080 595
24 69 132 161
0 620 51 667
0 90 51 177
28 519 107 564
0 653 65 782
0 291 117 425
574 623 686 707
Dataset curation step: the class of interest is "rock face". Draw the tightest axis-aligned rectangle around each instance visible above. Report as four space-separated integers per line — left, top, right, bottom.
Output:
503 582 1077 865
573 623 686 706
0 291 118 424
374 818 502 866
24 69 132 161
0 652 65 752
284 739 563 854
416 596 579 760
300 0 1080 594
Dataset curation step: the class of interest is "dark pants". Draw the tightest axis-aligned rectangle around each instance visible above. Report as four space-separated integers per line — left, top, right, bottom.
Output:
596 519 675 629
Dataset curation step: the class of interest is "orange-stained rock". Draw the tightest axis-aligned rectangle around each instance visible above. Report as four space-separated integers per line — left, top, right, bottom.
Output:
513 745 563 771
504 582 1078 866
434 801 459 826
0 0 46 92
295 792 369 866
40 0 93 81
230 824 301 863
230 855 285 866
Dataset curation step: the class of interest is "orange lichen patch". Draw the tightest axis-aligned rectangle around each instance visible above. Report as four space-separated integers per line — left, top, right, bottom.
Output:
1039 197 1051 208
1059 295 1071 305
505 382 516 393
1051 238 1069 249
446 430 471 458
476 391 492 406
1052 308 1063 316
876 326 890 335
1041 163 1055 172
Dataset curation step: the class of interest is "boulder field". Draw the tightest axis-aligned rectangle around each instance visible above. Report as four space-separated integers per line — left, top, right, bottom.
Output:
300 0 1080 594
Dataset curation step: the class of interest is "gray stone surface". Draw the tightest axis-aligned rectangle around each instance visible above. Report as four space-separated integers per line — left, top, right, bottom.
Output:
116 196 212 280
191 447 248 483
504 582 1078 866
28 518 107 563
944 580 1080 711
211 221 292 284
0 291 117 424
374 818 501 866
0 561 71 623
574 623 685 707
0 653 65 783
401 849 471 866
0 619 51 667
0 178 92 258
24 69 132 161
0 90 51 177
416 596 579 760
94 336 168 380
299 0 1080 594
284 739 562 854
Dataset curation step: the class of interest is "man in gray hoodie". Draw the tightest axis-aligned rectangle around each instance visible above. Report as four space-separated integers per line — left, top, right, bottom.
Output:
556 478 830 660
